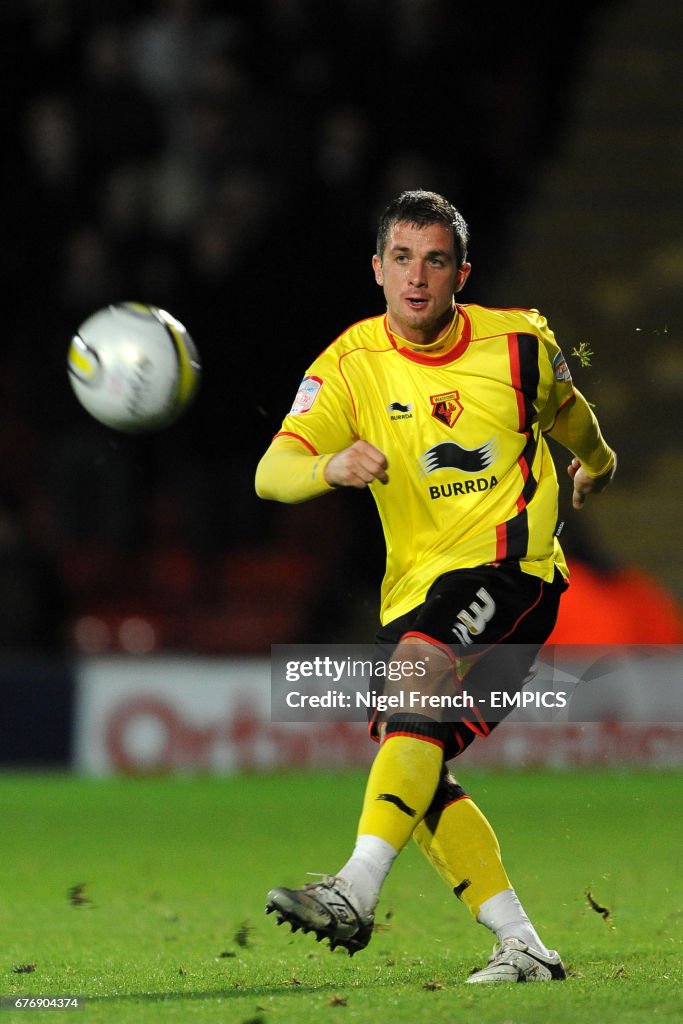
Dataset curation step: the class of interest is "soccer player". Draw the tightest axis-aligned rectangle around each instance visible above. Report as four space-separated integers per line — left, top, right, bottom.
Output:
255 190 616 983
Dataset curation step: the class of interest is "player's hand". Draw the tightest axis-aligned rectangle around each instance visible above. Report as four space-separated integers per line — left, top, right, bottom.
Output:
567 453 616 510
324 440 389 488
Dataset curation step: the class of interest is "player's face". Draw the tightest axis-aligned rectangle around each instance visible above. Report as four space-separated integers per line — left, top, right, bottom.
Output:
372 221 471 345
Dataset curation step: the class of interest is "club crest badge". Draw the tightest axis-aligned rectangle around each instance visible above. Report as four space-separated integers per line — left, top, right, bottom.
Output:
430 389 463 428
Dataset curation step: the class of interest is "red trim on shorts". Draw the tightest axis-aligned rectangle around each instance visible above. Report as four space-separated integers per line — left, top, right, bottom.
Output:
450 729 467 755
459 695 492 734
461 718 491 738
443 794 471 810
497 578 545 643
452 575 547 663
400 630 457 661
453 577 546 741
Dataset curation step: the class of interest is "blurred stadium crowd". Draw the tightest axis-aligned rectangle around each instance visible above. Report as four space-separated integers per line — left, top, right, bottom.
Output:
4 0 680 656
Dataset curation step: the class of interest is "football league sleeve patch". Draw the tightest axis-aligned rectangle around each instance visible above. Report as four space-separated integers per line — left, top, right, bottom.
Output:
290 375 323 415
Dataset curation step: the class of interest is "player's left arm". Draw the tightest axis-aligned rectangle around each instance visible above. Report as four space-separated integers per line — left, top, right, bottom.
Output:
529 310 616 510
546 388 616 510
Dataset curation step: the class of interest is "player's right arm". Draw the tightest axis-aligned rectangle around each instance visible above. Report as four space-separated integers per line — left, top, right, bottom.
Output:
255 436 388 503
255 434 336 503
325 440 389 488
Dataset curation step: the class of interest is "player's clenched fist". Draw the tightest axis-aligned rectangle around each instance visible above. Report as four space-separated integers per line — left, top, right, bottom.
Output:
324 440 389 489
567 453 616 510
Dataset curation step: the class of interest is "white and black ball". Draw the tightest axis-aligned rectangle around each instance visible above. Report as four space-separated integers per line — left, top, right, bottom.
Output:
67 302 201 433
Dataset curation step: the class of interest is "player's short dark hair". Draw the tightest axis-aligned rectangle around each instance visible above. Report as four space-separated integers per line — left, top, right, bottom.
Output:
376 190 469 266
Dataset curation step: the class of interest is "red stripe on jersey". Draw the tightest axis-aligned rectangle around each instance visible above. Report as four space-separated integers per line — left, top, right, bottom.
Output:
516 449 530 511
496 338 522 558
507 334 526 430
273 431 319 455
518 442 530 480
516 430 539 514
495 521 508 561
507 333 539 519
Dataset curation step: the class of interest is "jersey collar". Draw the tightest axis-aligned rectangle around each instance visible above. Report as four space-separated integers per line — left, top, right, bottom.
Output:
385 305 472 365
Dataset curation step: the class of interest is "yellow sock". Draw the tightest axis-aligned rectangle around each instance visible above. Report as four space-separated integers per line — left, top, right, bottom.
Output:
413 788 510 918
356 734 444 852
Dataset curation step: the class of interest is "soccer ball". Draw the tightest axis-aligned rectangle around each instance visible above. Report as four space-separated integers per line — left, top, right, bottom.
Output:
67 302 201 433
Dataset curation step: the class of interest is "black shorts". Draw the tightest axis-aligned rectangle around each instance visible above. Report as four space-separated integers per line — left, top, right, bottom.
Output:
373 564 567 758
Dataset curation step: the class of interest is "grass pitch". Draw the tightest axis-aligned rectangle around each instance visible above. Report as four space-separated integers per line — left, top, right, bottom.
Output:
1 769 681 1022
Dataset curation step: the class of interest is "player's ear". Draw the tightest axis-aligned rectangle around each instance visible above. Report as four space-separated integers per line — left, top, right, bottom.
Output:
454 262 471 293
372 254 384 286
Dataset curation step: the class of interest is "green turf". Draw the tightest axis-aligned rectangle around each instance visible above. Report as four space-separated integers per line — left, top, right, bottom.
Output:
1 769 681 1022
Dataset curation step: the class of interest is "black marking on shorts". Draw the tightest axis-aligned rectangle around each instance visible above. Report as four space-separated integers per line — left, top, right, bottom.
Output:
453 879 472 901
377 793 416 817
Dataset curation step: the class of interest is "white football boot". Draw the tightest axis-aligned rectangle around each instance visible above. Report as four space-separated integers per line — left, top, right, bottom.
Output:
466 937 566 983
266 874 374 956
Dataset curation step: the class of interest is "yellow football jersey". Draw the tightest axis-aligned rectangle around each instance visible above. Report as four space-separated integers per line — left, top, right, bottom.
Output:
276 304 576 624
